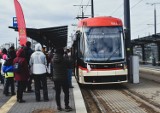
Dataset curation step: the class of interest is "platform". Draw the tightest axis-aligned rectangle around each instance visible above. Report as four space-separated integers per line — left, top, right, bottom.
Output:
0 77 87 113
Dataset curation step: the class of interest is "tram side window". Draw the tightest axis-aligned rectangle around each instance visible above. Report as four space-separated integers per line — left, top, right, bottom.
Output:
78 32 85 59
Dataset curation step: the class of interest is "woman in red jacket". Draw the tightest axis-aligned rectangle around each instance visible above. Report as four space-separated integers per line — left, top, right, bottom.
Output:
13 48 30 103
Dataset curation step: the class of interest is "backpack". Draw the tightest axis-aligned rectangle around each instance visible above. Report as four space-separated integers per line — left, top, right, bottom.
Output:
13 60 22 73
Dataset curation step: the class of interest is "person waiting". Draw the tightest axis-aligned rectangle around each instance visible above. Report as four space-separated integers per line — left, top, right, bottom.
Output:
51 48 72 112
29 43 49 102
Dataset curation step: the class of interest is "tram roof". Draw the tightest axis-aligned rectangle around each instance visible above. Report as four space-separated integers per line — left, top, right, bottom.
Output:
78 16 123 27
131 33 160 46
9 25 68 48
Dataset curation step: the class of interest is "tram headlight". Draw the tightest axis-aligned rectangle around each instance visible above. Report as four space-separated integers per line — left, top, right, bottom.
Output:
90 64 95 68
116 63 123 68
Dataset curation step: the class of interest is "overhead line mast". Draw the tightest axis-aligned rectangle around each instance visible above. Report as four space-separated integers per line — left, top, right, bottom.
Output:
74 5 91 19
74 0 94 19
91 0 94 17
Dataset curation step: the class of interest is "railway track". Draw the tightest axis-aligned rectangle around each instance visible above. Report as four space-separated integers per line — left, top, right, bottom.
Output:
81 82 160 113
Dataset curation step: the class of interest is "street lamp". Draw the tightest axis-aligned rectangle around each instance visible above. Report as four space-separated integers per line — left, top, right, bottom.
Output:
146 3 160 37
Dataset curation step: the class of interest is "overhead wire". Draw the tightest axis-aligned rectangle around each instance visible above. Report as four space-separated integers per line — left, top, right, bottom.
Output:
130 0 144 9
131 22 160 38
83 0 90 14
76 0 84 18
133 22 160 34
132 25 152 34
118 0 144 18
129 0 157 38
110 3 123 16
72 0 84 36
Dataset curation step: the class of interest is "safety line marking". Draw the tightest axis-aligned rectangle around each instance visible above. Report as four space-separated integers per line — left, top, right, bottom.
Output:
0 95 16 113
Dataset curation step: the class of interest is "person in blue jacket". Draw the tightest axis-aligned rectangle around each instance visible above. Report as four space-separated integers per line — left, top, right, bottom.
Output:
2 50 15 96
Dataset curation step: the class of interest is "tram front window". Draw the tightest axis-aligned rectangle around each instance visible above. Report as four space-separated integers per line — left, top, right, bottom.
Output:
84 27 124 62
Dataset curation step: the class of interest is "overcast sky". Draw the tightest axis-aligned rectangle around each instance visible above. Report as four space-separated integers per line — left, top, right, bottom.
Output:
1 0 160 46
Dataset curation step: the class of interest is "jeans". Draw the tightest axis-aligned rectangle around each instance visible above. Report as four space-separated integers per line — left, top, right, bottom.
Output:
68 69 73 87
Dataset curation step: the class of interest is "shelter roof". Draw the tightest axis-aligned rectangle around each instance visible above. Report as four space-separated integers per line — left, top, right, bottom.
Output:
9 26 68 48
131 33 160 46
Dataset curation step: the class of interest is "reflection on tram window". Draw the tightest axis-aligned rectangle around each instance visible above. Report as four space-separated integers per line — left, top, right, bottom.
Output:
81 27 123 61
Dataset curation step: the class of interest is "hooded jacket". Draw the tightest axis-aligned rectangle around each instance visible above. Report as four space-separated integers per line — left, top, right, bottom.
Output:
29 43 47 75
52 53 69 81
13 48 29 81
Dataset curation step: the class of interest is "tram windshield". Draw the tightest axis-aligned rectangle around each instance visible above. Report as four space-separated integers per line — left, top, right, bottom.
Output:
81 27 124 62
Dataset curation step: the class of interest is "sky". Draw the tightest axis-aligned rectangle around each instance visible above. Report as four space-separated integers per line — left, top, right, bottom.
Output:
1 0 160 47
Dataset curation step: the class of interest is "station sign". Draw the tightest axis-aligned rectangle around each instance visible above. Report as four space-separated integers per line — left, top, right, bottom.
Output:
13 17 18 27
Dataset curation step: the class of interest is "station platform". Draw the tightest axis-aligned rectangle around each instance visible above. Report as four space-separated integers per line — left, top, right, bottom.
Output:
139 64 160 83
0 77 87 113
140 64 160 69
1 64 160 113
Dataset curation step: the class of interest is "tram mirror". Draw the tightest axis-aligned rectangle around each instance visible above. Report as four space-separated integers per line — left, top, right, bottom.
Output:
117 27 123 33
76 30 80 34
76 31 81 40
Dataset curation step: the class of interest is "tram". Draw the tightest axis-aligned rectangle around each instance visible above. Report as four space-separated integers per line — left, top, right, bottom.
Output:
72 16 128 84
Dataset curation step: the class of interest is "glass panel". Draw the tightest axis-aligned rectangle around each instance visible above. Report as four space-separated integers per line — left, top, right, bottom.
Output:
83 27 124 62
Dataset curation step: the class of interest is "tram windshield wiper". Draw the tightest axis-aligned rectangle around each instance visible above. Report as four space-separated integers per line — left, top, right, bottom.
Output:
105 46 121 62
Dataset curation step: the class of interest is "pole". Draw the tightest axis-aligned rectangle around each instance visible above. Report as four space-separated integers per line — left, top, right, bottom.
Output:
154 5 156 36
82 6 84 18
124 0 132 82
16 37 17 50
91 0 94 17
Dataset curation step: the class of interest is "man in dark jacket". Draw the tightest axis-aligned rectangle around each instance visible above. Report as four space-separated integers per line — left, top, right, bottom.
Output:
52 48 72 112
23 41 33 92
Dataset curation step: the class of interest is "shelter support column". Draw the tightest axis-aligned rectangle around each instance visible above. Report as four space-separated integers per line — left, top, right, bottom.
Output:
157 43 160 66
141 45 146 64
